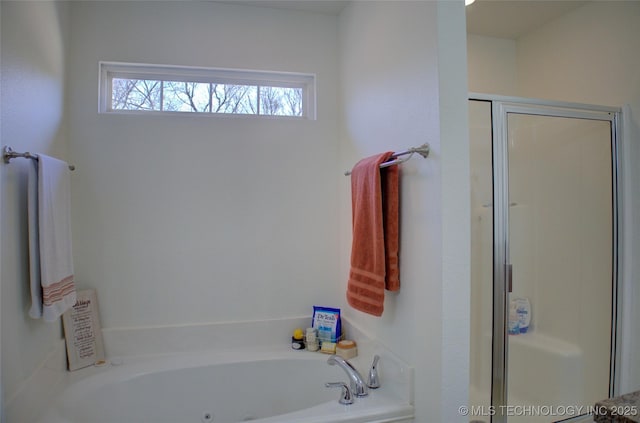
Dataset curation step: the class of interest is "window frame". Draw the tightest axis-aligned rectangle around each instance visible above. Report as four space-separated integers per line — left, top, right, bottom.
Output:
98 61 316 119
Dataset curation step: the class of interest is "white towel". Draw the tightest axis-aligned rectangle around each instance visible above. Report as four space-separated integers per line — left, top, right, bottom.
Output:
27 160 42 319
28 154 76 322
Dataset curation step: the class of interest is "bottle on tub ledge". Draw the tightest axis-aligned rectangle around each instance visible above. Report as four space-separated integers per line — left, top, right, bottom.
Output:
508 297 531 335
306 327 319 352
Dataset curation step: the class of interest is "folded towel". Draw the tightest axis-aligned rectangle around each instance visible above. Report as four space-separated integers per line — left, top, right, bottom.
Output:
346 152 400 317
27 160 42 319
28 155 76 322
382 158 400 292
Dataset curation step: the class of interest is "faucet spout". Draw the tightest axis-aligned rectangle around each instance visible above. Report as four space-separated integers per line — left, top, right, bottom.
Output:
327 355 368 397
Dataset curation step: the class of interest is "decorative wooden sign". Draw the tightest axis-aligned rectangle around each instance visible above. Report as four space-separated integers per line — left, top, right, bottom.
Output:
62 289 105 371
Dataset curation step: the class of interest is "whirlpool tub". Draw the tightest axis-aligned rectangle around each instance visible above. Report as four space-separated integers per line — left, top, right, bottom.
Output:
35 347 414 423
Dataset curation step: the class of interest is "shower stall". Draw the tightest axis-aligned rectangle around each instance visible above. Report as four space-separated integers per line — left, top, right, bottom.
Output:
469 95 621 423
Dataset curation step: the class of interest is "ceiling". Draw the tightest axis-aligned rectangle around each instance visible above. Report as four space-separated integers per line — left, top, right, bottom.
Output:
221 0 589 40
465 0 588 39
217 1 347 15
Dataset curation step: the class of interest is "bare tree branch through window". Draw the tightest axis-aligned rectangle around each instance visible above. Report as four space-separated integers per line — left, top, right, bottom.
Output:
112 78 303 117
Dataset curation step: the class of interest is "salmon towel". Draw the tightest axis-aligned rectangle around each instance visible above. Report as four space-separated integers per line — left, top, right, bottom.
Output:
347 152 400 317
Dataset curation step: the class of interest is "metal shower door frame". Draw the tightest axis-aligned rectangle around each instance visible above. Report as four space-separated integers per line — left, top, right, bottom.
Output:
471 94 621 423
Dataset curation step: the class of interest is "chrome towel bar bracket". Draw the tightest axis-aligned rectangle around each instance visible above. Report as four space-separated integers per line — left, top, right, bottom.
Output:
344 143 429 176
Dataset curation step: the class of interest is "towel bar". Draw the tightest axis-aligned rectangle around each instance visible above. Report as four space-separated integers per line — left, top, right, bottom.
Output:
344 143 429 176
3 146 75 171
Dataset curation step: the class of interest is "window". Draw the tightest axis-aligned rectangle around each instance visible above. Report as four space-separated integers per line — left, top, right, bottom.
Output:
99 62 316 119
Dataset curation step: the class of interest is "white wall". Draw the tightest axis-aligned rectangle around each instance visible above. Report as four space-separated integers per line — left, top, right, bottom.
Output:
467 34 517 95
467 0 640 395
67 1 341 329
437 3 472 420
338 2 470 421
0 0 70 406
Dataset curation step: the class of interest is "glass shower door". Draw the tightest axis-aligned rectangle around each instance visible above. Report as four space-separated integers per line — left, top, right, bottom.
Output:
501 107 615 423
469 100 494 418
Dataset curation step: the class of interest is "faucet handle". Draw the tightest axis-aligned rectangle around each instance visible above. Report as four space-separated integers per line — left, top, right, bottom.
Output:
368 355 380 389
325 382 354 405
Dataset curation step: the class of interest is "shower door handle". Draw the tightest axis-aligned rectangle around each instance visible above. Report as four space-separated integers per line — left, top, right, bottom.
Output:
506 264 513 293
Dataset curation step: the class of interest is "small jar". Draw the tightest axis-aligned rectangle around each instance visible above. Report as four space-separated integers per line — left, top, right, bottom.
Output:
336 340 357 359
291 336 305 350
306 328 319 352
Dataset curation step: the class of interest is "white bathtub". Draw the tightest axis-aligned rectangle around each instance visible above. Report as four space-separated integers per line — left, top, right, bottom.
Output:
35 347 414 423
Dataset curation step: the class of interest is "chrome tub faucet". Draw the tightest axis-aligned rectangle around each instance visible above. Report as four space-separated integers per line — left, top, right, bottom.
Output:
327 355 368 397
